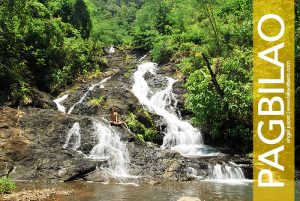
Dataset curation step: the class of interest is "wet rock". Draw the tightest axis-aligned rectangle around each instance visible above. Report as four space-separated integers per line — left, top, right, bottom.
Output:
84 166 113 182
30 87 56 109
0 107 106 181
0 49 253 183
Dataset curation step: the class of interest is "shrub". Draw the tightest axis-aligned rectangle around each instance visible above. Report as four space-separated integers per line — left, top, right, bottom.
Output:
151 36 177 63
125 113 157 142
88 96 105 107
184 52 252 152
0 177 16 194
10 82 32 106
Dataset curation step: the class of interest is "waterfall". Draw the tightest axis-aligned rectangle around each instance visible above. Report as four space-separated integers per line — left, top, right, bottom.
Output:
67 77 111 114
53 94 69 113
132 62 205 156
138 53 148 62
88 121 130 177
187 163 246 183
109 46 115 54
63 122 81 150
207 163 246 182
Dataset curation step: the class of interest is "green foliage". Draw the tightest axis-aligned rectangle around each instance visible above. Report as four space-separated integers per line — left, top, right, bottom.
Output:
151 35 177 63
177 56 199 75
125 113 156 142
88 96 105 108
72 0 92 39
131 0 253 150
0 0 104 104
185 50 252 151
0 177 16 194
11 82 32 106
88 0 138 45
2 0 290 152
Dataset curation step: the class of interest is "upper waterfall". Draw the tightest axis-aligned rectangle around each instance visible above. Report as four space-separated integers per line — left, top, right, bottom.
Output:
132 62 206 156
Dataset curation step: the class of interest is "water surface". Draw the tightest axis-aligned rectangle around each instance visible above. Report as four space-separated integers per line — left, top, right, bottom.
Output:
16 181 254 201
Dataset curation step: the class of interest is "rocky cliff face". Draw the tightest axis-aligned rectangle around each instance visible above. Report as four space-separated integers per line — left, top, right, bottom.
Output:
0 49 253 183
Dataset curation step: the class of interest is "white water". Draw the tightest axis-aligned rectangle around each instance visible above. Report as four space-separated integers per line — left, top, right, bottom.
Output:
109 46 115 54
67 77 111 114
187 163 248 184
63 122 81 150
89 121 130 177
206 163 249 184
132 62 204 156
138 53 148 62
53 94 69 113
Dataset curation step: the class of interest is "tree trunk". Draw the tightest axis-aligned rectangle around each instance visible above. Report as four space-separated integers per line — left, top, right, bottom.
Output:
202 53 224 98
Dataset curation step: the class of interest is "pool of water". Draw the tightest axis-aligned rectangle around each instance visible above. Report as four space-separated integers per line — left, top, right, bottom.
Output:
15 180 300 201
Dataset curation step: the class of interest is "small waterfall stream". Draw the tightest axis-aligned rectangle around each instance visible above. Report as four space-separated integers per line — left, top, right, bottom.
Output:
55 76 132 180
187 163 247 183
67 76 111 114
53 77 111 114
63 122 81 151
89 121 130 177
53 94 69 113
208 163 245 181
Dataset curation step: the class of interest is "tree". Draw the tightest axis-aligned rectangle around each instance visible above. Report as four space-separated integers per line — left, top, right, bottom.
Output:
72 0 92 39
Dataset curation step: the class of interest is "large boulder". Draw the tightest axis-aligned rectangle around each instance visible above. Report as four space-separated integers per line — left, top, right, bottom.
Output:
0 107 109 181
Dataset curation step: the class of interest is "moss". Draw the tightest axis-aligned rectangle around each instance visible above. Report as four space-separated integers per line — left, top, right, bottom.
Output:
137 108 155 128
88 96 106 107
124 71 132 79
124 54 133 63
0 177 16 194
67 85 80 94
84 68 102 81
125 112 157 142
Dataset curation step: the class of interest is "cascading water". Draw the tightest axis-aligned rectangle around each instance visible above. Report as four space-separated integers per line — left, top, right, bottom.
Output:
63 122 81 151
53 94 69 113
132 62 206 156
187 163 247 183
208 163 245 181
132 62 247 182
205 162 250 184
138 53 148 62
67 77 111 114
89 121 130 177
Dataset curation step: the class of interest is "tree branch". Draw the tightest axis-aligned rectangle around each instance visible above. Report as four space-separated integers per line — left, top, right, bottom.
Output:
202 53 224 97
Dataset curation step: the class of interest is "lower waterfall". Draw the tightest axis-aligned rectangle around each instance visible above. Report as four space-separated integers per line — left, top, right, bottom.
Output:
89 121 130 178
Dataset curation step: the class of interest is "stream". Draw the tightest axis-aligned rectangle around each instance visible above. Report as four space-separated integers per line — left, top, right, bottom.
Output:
15 180 254 201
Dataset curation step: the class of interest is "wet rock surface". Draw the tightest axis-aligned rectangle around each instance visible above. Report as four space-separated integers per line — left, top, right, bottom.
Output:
0 50 254 183
0 105 252 183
